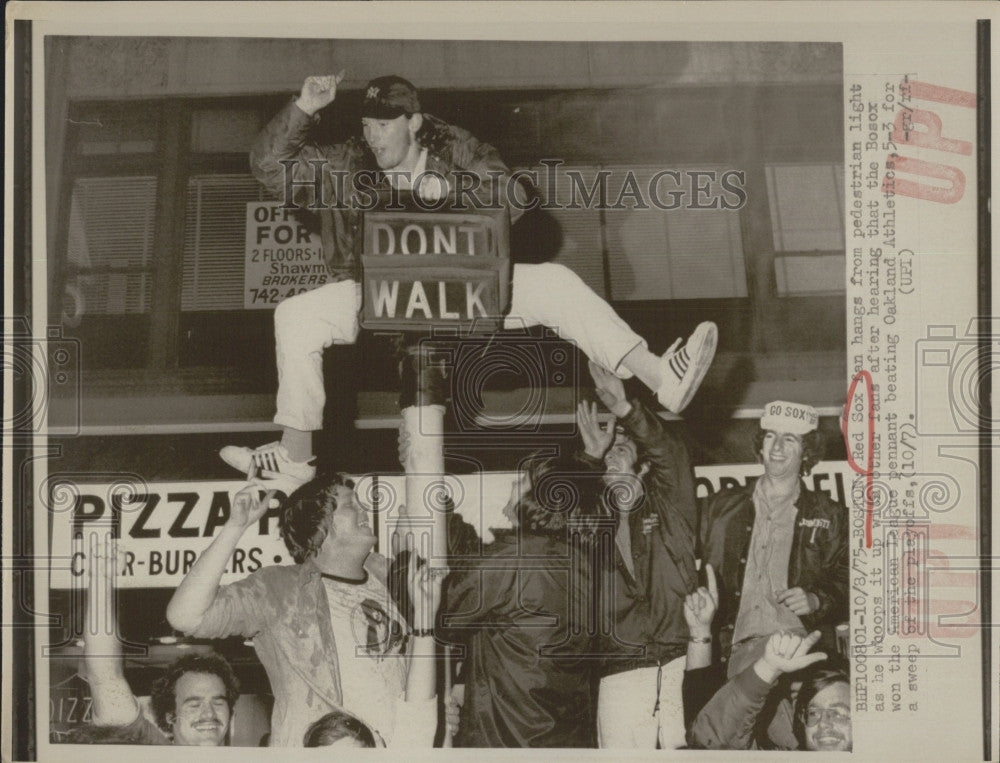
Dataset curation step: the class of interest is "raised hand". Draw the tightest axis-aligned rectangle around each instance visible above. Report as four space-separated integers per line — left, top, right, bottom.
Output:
588 361 628 415
82 529 142 724
683 563 718 638
445 683 465 738
577 400 615 460
296 71 345 116
408 553 447 631
756 630 827 683
226 485 275 532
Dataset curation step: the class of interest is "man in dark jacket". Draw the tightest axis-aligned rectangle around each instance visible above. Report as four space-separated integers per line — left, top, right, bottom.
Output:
220 73 717 489
586 362 700 749
688 630 851 751
438 402 612 747
699 401 848 679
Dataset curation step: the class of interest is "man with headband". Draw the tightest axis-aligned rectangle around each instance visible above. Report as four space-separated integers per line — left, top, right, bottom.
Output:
220 73 717 488
699 401 848 682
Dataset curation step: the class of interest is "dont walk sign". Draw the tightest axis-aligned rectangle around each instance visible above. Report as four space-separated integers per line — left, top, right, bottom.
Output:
359 193 510 331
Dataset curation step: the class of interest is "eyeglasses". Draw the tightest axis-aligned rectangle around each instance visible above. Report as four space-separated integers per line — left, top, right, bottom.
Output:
805 707 850 727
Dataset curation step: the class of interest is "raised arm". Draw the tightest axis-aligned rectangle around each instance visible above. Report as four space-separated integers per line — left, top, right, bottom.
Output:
405 553 445 703
590 359 680 478
250 73 351 204
83 532 141 727
589 361 697 532
688 630 826 750
165 487 272 634
684 564 718 671
589 360 633 421
569 400 617 523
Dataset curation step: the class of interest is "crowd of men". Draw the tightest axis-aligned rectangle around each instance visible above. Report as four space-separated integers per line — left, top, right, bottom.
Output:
69 73 849 750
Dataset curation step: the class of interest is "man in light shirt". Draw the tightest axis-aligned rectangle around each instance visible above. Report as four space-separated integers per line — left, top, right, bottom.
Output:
699 401 848 680
167 477 439 746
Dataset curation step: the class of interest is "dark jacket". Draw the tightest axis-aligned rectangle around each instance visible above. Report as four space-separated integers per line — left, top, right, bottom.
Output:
682 663 726 731
439 531 599 748
687 663 797 750
599 400 700 676
698 479 849 652
438 453 606 748
251 101 525 281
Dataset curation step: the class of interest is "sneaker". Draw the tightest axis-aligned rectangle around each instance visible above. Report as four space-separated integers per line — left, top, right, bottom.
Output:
656 322 718 413
219 441 316 490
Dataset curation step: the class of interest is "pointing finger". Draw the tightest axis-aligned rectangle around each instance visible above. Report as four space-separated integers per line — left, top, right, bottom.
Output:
705 563 718 601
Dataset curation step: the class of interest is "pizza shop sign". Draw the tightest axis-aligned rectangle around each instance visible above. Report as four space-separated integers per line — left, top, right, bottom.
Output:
50 481 294 589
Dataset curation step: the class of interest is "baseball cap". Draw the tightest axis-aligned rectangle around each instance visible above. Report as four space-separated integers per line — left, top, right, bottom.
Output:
760 400 819 435
361 75 421 119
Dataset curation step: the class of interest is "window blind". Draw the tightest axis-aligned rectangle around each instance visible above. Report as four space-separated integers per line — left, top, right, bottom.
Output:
65 176 157 315
181 174 267 311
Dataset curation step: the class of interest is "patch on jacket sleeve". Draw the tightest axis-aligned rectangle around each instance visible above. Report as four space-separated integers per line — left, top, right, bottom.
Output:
798 517 831 543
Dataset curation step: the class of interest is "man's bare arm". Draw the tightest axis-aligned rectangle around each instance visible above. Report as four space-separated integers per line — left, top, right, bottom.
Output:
165 487 271 634
404 554 444 702
83 532 140 726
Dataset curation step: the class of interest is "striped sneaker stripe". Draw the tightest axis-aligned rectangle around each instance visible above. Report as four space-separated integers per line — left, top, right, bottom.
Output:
668 348 690 379
254 450 278 472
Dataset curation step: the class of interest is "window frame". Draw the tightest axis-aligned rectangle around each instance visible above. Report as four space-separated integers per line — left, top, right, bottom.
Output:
54 87 845 396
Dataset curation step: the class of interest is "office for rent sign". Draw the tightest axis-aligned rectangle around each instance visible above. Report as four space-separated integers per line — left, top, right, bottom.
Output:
244 201 328 309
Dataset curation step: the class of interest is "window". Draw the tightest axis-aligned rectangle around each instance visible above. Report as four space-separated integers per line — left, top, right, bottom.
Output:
524 164 606 297
766 163 845 296
605 166 747 300
181 175 267 311
190 109 262 154
65 176 157 317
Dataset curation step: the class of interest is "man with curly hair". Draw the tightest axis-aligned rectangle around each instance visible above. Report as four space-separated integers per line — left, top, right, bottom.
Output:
78 536 240 746
584 361 701 750
147 653 241 746
167 478 438 747
698 401 848 679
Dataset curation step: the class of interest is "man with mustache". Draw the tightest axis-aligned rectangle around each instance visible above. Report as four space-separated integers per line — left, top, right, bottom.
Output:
77 536 240 746
585 361 700 750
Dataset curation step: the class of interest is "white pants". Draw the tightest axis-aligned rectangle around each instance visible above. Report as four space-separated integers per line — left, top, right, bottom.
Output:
273 263 646 431
596 656 687 750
